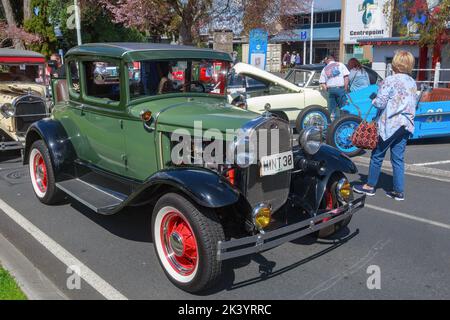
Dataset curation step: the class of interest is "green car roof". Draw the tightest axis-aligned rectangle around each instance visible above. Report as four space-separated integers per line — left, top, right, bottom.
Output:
65 43 232 62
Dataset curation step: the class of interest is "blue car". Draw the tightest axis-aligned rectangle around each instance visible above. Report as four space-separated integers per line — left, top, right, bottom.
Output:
313 84 450 157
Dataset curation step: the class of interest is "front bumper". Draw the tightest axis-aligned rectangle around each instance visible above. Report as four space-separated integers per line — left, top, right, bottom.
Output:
217 195 366 261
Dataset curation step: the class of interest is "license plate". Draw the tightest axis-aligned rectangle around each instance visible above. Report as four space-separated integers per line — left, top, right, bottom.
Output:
260 151 294 176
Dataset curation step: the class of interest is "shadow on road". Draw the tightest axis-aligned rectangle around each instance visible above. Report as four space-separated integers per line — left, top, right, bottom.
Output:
70 201 153 243
354 171 394 193
64 192 360 296
199 228 359 295
0 150 22 164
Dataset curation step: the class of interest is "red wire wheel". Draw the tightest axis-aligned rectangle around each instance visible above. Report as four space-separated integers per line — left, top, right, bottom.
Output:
160 210 199 277
32 149 48 194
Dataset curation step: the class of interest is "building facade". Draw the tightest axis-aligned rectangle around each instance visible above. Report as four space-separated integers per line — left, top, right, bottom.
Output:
271 1 342 64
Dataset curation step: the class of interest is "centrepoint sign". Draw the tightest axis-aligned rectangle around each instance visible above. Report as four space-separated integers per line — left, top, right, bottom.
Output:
344 0 390 44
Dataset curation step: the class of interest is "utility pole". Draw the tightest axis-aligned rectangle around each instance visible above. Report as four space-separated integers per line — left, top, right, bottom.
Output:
74 0 82 45
309 0 314 64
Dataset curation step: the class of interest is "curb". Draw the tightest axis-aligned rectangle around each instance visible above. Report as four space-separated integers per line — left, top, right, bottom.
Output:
0 233 67 300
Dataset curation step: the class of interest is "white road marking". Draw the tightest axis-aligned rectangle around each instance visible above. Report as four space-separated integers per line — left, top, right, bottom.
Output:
0 198 128 300
366 204 450 231
413 160 450 167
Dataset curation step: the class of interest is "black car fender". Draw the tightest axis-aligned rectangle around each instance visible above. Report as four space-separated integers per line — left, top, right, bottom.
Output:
23 118 77 179
291 144 357 212
311 144 357 210
127 167 241 209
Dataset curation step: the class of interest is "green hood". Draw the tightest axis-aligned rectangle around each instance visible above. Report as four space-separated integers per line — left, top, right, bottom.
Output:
130 96 258 137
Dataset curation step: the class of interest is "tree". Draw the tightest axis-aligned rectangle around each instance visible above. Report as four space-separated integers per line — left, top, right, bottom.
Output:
0 0 42 49
48 0 146 49
100 0 214 45
23 0 32 20
101 0 312 45
23 0 57 56
241 0 311 35
1 0 25 48
384 0 449 47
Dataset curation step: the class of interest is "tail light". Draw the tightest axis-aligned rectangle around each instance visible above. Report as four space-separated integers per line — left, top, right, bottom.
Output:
225 168 235 186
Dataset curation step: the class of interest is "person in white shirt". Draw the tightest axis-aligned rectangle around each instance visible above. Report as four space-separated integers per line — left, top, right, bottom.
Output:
319 55 350 120
290 51 296 67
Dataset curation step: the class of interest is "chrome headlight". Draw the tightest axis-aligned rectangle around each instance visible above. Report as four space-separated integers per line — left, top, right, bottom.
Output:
299 126 322 155
0 103 14 118
336 178 352 203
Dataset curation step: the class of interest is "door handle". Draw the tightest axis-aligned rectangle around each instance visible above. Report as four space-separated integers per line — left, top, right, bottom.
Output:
80 105 85 116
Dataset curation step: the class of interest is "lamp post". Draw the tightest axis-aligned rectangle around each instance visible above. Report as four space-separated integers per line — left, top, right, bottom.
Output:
309 0 314 64
74 0 82 46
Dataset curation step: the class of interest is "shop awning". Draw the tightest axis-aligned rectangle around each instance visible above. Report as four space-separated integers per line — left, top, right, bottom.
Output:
270 27 340 43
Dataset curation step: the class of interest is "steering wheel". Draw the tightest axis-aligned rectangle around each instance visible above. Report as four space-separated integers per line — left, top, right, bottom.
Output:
182 81 205 93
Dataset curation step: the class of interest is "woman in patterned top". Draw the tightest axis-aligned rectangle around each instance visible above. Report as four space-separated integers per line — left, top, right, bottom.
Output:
353 51 417 201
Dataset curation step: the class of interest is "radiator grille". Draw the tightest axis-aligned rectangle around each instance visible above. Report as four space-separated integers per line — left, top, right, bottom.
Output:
244 117 292 213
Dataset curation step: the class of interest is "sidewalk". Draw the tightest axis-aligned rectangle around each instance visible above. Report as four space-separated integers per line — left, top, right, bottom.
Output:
0 233 66 300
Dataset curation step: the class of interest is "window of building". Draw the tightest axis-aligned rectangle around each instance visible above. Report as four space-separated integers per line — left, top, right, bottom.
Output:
83 61 121 102
315 13 323 23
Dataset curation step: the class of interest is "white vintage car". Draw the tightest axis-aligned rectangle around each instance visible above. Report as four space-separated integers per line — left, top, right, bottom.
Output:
0 49 49 151
228 62 329 132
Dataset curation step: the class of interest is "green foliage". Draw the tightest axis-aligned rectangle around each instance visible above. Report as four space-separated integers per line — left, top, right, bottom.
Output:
359 58 371 66
0 266 27 300
23 0 57 56
383 0 450 47
48 0 145 50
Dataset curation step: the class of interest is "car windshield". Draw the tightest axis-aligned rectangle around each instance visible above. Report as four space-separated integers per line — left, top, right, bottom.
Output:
285 70 314 87
0 63 45 84
128 59 230 100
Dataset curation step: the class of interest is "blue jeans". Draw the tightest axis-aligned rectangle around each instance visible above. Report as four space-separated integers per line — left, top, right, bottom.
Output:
367 126 410 193
327 87 347 120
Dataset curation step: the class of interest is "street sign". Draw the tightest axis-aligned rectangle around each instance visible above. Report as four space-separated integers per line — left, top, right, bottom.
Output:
249 29 268 70
300 31 307 41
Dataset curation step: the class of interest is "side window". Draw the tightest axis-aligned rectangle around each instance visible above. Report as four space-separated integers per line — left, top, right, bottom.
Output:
68 61 80 95
310 72 321 87
84 61 120 102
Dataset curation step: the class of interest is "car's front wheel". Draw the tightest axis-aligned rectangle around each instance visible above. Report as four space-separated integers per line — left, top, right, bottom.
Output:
29 140 61 204
326 115 363 157
152 193 225 293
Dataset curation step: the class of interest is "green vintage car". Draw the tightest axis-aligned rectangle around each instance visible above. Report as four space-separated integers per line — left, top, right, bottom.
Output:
23 43 365 293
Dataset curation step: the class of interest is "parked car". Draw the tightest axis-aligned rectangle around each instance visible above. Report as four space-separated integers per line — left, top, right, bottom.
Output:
24 43 365 292
0 49 50 151
285 63 383 89
314 84 450 157
228 63 328 131
288 64 384 135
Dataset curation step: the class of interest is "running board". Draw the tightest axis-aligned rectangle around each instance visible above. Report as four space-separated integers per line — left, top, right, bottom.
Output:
56 178 127 215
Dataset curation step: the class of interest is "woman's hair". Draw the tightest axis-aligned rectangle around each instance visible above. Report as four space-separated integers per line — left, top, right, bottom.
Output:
392 50 415 74
348 58 362 70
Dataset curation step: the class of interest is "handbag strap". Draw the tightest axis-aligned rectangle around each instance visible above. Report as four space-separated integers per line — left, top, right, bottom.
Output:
362 103 376 122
